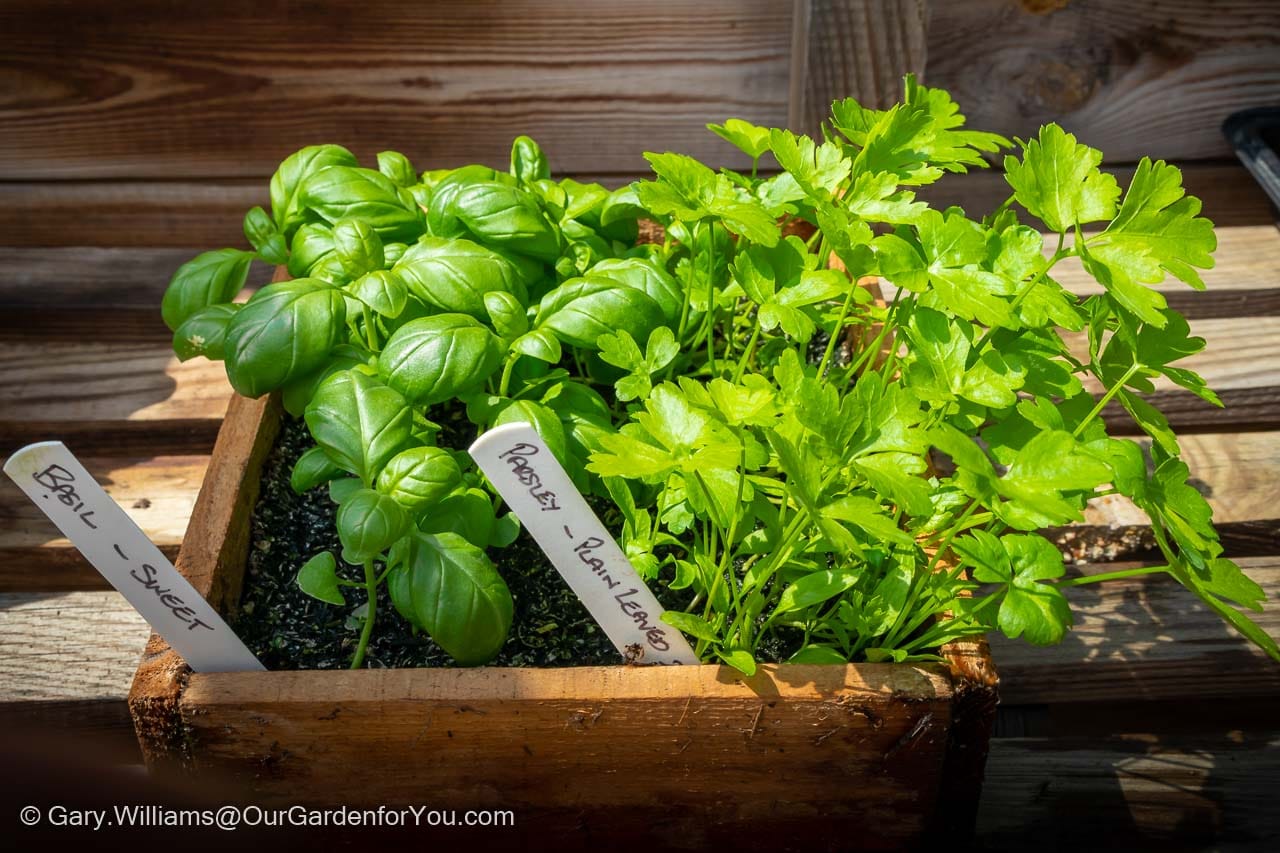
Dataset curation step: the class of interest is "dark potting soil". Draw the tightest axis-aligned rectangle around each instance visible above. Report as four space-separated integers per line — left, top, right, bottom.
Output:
233 412 725 670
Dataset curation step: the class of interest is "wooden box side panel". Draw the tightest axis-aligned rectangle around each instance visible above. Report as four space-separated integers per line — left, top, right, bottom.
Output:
177 664 956 847
128 389 281 770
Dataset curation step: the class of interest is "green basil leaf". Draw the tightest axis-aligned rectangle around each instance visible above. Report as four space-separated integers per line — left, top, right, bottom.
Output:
377 150 417 188
492 399 570 467
270 144 358 236
333 217 385 278
378 314 503 405
243 206 289 265
586 257 683 326
375 446 462 513
484 291 530 342
418 487 496 549
296 551 345 606
392 237 525 317
444 181 561 262
510 135 550 183
304 368 413 484
387 531 513 665
161 249 255 331
349 270 408 318
287 223 336 278
299 165 423 241
172 303 240 362
291 445 345 494
336 488 409 564
224 278 346 397
328 476 362 505
511 327 562 363
281 344 371 417
383 242 409 265
717 648 757 676
536 278 666 350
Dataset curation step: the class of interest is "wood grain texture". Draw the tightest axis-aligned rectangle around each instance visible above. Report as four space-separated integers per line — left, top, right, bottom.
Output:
1103 386 1280 435
926 0 1280 162
0 455 207 591
992 557 1280 705
173 664 958 847
0 338 230 445
918 162 1278 229
0 0 796 180
0 247 273 341
789 0 927 135
0 591 149 702
1051 225 1280 296
978 732 1280 851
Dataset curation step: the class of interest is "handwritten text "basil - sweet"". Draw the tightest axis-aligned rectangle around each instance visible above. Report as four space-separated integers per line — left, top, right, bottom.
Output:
32 464 213 632
496 443 560 512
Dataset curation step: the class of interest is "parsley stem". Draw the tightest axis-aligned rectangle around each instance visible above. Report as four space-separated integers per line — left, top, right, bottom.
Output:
817 275 860 376
349 558 378 670
733 319 762 383
927 502 982 574
704 222 718 374
1075 363 1140 436
674 221 701 346
972 242 1069 354
1056 565 1170 587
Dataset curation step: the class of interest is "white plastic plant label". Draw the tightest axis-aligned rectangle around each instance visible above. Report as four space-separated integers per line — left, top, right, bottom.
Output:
4 441 265 672
469 422 696 665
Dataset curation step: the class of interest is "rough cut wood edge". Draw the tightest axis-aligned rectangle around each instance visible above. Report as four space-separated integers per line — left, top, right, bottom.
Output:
127 391 279 773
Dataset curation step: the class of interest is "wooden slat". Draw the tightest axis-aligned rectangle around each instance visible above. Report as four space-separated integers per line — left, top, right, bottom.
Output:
0 455 207 591
788 0 927 136
1064 317 1279 395
0 247 274 341
0 0 799 180
918 163 1278 229
0 592 162 702
992 557 1280 706
926 0 1280 163
1102 386 1280 434
1052 225 1280 296
978 732 1280 850
0 343 229 452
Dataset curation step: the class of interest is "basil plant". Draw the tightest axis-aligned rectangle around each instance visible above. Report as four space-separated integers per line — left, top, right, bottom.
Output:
163 137 669 667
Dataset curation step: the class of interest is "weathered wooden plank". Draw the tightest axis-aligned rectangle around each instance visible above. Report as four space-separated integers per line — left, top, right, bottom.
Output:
1065 316 1280 394
978 732 1280 851
788 0 927 136
0 0 798 180
1103 386 1280 435
0 455 207 591
917 164 1278 229
992 557 1280 705
1051 225 1280 296
0 343 229 445
0 591 150 702
927 0 1280 163
0 247 274 341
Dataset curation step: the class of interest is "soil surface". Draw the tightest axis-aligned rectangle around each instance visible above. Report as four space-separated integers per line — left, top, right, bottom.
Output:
233 414 713 670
